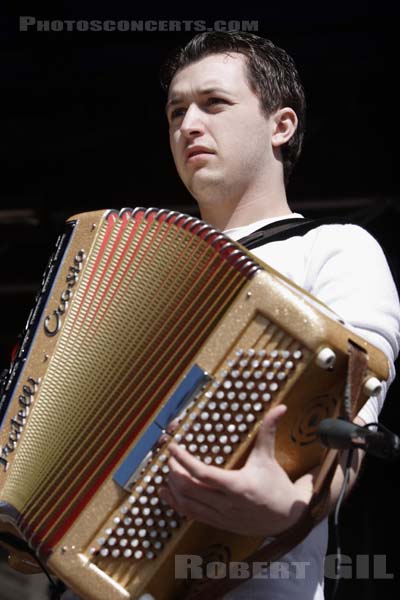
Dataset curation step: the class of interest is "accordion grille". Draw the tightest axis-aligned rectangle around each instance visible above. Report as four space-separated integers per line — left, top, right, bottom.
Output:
1 209 257 554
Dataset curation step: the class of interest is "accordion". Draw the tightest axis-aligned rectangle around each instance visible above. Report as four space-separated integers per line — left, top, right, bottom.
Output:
0 208 388 599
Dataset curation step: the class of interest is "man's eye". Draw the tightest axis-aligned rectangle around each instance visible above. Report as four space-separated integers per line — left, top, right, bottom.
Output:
170 107 186 120
207 97 226 105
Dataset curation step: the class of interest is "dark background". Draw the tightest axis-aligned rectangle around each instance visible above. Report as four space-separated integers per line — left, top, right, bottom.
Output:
0 3 399 599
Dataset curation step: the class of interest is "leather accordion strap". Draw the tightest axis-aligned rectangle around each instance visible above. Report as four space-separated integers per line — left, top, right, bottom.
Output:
237 217 352 250
185 342 368 600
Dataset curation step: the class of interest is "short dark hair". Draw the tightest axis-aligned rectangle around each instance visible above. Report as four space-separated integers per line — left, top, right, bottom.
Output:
160 31 306 185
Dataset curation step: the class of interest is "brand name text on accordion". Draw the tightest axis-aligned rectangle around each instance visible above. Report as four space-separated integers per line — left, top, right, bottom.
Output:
44 249 86 336
0 377 41 470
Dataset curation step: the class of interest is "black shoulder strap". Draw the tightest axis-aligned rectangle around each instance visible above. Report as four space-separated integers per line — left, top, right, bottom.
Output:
238 216 352 250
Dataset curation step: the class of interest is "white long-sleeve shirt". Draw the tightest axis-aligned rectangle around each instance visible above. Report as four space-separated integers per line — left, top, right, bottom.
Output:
222 214 400 600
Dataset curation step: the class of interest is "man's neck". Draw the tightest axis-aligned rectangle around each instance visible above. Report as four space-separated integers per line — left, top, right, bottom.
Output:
198 193 293 231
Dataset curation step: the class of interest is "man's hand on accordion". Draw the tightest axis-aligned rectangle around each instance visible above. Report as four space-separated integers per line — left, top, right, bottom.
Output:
158 404 315 537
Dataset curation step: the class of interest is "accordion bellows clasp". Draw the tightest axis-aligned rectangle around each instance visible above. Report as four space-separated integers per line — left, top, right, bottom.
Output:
0 207 389 599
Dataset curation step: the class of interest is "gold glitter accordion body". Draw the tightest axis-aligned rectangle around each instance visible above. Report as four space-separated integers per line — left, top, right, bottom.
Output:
0 208 389 599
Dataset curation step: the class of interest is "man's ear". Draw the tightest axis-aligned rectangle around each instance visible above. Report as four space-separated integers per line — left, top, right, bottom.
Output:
271 107 298 148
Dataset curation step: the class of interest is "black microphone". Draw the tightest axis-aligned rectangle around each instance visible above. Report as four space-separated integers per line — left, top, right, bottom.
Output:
317 418 400 461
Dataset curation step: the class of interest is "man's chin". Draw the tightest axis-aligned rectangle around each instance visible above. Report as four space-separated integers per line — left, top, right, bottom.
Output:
187 170 223 195
188 184 221 205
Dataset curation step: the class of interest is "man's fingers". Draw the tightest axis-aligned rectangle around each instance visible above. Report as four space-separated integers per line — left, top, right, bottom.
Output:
159 455 229 517
168 443 239 493
249 403 287 464
156 416 182 445
159 483 227 528
166 416 181 435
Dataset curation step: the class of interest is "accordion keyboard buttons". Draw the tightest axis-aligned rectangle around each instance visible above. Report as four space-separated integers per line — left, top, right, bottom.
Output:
89 347 304 562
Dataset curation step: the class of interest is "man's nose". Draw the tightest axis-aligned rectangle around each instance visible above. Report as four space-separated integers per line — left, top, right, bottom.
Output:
180 104 205 137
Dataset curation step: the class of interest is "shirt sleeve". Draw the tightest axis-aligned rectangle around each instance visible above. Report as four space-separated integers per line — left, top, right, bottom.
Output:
303 224 400 423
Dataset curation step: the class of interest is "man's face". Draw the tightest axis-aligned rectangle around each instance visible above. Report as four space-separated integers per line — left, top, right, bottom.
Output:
166 53 275 207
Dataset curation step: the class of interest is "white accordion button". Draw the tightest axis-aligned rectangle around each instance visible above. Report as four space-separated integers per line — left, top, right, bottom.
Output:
316 347 336 369
363 376 382 397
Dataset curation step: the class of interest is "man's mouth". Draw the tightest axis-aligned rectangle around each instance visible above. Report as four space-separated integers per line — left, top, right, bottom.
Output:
185 146 214 162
